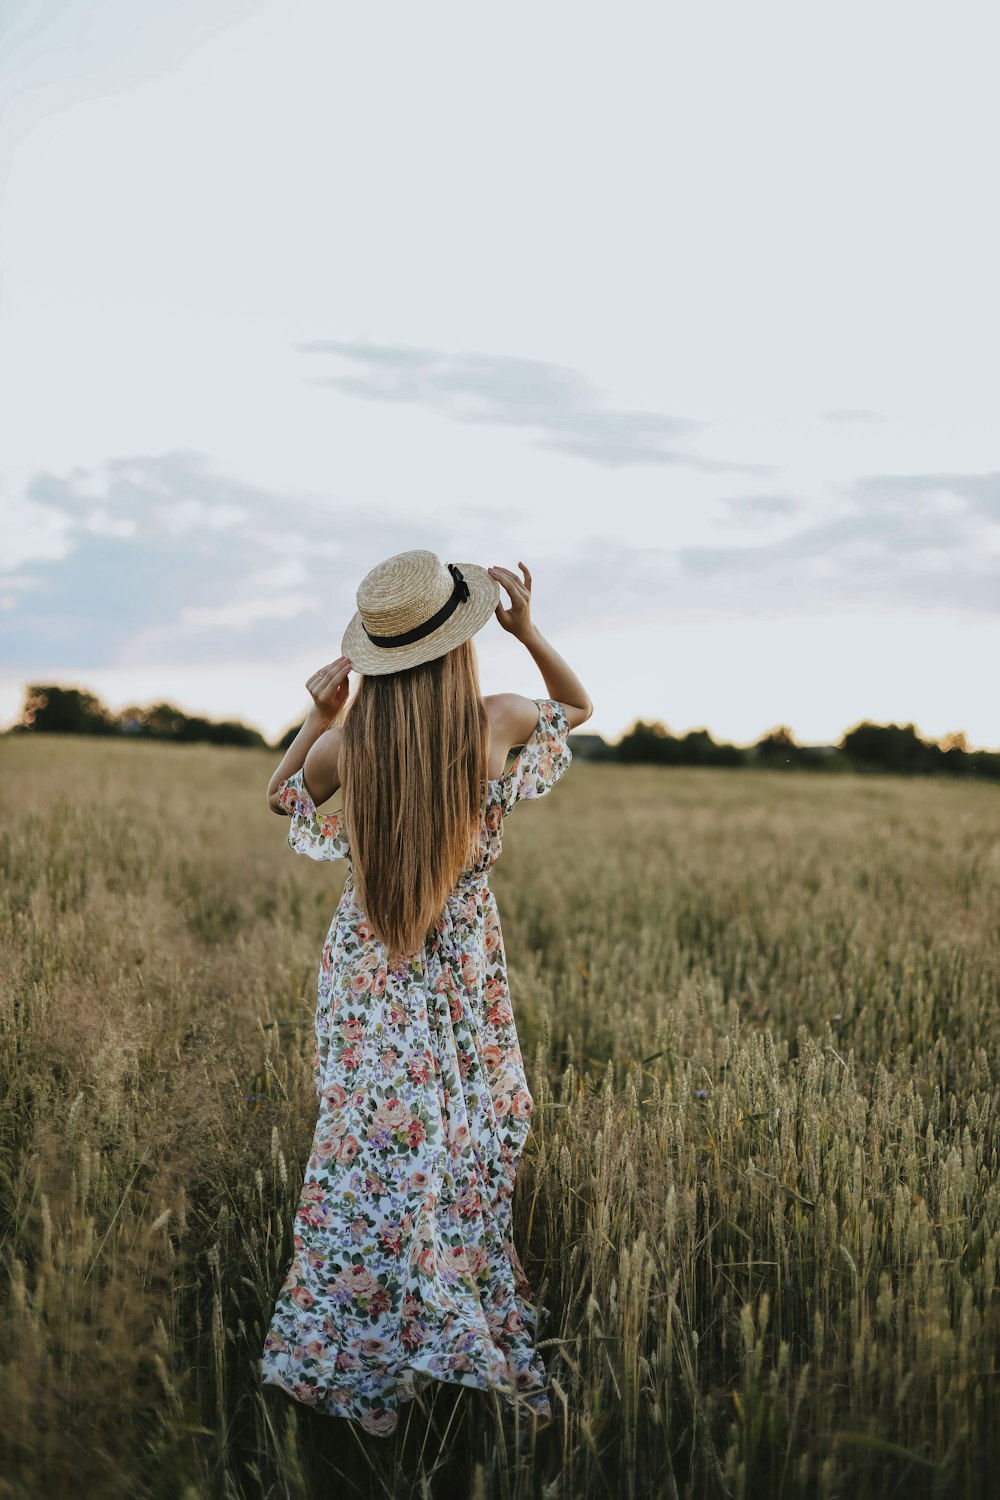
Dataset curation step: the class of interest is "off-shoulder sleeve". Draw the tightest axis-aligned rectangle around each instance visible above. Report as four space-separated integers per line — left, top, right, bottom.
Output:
498 697 573 815
276 769 351 862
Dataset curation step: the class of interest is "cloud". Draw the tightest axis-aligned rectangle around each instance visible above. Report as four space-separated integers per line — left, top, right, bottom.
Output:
0 492 76 567
157 499 249 535
820 408 887 424
2 450 530 672
3 450 443 670
670 470 999 615
714 493 801 527
179 595 321 629
850 469 1000 521
296 339 774 475
82 507 137 537
7 449 997 687
527 469 999 628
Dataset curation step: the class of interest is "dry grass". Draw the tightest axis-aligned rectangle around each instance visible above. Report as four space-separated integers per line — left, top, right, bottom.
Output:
1 733 999 1499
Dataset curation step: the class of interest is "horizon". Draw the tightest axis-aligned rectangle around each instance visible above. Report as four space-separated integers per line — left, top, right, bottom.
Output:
6 677 995 756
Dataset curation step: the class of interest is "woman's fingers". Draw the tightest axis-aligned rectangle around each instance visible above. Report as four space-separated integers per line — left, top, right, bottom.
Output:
490 565 529 603
307 656 351 693
487 561 533 638
309 658 342 680
320 660 350 683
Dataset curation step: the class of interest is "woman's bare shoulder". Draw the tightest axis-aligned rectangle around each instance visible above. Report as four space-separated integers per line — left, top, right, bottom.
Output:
482 693 542 744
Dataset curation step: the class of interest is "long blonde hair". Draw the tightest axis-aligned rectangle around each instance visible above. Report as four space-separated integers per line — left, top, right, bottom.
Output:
339 639 489 962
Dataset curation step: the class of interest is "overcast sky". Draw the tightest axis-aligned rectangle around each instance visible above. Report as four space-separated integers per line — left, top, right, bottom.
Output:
2 0 998 747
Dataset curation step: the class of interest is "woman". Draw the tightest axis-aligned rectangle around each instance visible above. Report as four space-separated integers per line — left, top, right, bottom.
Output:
259 548 593 1436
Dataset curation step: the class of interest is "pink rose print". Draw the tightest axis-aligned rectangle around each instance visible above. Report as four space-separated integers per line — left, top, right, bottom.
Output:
466 1246 489 1279
409 1054 430 1085
380 1224 403 1256
372 1098 408 1130
360 1407 398 1435
335 1134 360 1163
336 1264 376 1298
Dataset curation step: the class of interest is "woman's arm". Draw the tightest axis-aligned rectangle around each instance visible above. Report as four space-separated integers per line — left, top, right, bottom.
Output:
489 562 594 730
266 656 351 813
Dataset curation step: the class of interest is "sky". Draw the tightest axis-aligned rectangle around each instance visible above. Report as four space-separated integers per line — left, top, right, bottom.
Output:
2 0 998 748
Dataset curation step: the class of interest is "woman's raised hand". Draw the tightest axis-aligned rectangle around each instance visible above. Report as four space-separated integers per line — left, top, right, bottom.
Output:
489 562 534 642
306 656 352 722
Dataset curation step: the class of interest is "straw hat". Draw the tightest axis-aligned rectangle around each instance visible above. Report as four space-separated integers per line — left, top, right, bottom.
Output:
342 549 501 674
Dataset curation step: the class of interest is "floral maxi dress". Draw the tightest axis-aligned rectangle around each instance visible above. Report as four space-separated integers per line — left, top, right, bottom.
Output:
259 698 572 1436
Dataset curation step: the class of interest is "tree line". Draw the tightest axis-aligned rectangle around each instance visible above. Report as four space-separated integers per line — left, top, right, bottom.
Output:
9 683 1000 780
605 719 1000 779
12 684 268 748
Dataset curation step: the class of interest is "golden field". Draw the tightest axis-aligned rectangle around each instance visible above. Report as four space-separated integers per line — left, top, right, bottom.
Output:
1 734 999 1500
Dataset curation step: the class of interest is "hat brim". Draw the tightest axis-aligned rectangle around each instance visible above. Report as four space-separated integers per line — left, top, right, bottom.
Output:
341 562 501 675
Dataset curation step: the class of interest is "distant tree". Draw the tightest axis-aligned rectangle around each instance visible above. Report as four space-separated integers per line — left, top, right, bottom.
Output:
616 720 673 764
754 724 794 754
113 700 266 747
706 739 746 767
678 729 716 765
565 731 612 761
20 685 114 735
614 720 746 767
796 744 846 770
753 725 801 767
276 721 304 751
118 702 191 739
200 720 267 748
966 749 1000 778
936 731 971 777
176 715 212 742
679 729 746 767
841 722 939 775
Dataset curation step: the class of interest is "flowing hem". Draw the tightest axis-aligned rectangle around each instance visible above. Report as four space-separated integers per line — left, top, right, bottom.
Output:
260 1350 552 1436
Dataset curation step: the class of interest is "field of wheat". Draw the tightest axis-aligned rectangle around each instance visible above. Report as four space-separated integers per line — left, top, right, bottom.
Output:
2 734 999 1500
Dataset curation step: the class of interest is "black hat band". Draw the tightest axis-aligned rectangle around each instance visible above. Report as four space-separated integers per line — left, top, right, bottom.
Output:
362 563 472 648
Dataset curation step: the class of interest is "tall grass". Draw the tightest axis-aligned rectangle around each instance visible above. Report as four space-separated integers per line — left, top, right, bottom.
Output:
1 735 998 1499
